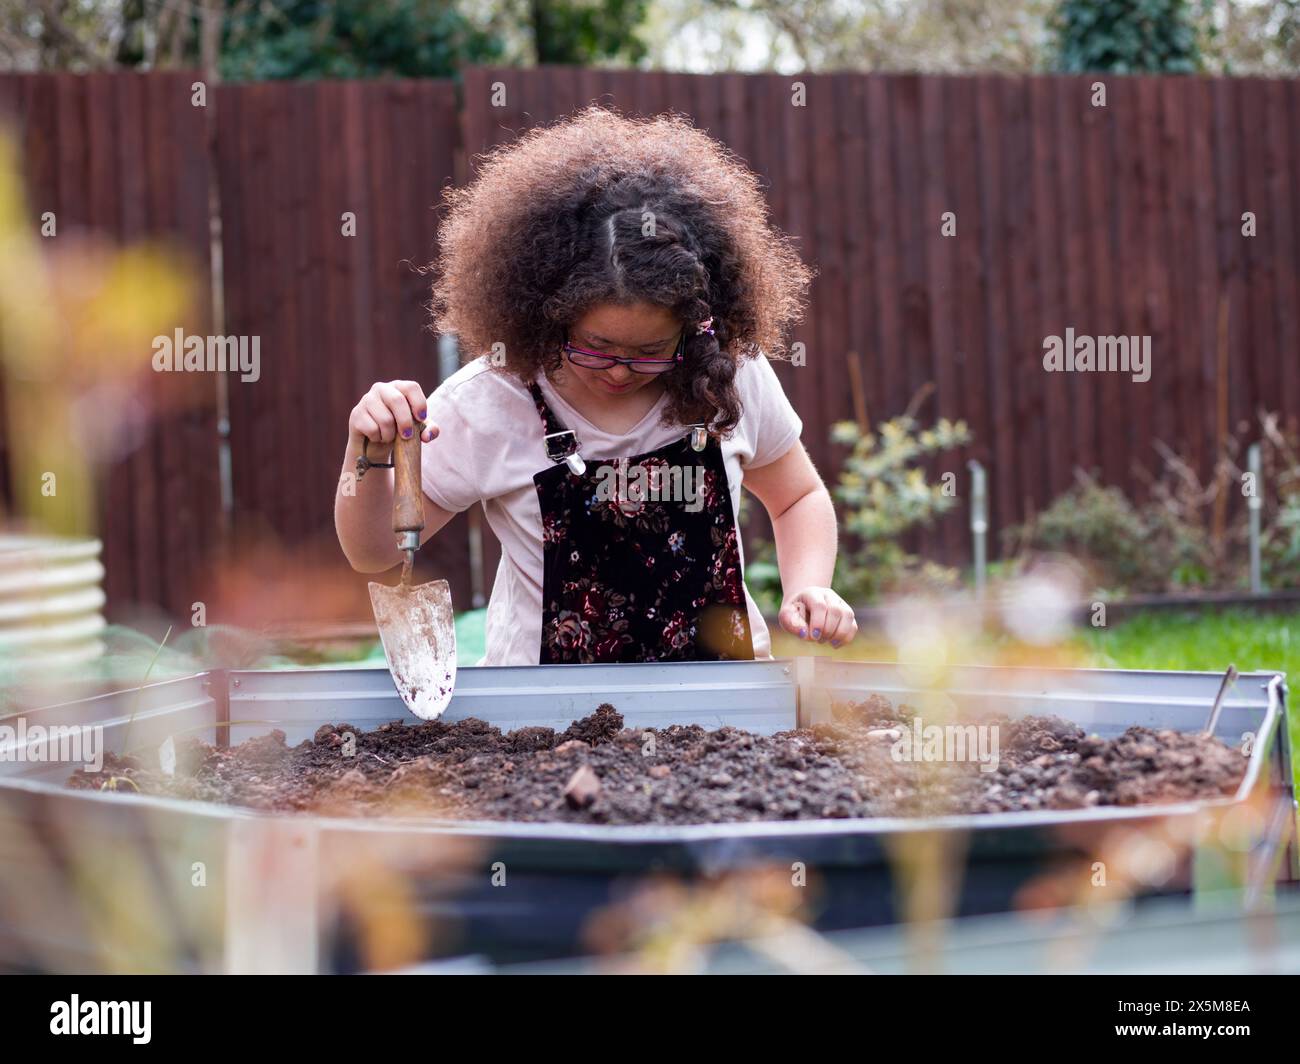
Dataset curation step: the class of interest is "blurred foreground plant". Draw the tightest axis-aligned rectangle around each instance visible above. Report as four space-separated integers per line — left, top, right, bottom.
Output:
0 131 197 538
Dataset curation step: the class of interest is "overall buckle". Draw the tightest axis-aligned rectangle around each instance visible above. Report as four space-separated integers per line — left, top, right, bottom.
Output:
545 430 586 475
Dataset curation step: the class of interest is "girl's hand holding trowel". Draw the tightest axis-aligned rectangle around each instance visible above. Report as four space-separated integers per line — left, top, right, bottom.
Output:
348 379 439 459
335 379 458 576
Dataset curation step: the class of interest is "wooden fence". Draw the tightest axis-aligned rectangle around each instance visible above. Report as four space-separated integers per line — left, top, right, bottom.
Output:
1 66 1298 621
213 79 474 606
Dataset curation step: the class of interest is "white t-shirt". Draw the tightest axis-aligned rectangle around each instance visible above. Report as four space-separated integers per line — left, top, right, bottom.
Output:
421 353 803 665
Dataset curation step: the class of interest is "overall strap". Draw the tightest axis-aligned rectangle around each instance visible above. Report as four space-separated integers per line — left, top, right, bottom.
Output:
527 380 580 462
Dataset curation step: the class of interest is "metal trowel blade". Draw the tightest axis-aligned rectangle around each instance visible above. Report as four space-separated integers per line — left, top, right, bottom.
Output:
368 577 457 720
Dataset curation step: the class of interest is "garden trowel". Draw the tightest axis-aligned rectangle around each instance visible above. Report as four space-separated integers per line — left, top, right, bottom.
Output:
365 421 457 720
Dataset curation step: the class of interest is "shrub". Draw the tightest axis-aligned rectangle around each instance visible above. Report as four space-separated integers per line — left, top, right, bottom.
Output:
1051 0 1207 74
1006 412 1300 595
1005 472 1162 591
746 405 971 611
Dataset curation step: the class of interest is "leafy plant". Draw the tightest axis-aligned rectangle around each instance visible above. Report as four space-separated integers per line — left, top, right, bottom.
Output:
743 557 783 616
1005 412 1300 595
526 0 651 64
748 403 972 612
1051 0 1208 73
829 411 972 603
218 0 655 80
1258 412 1300 587
221 0 505 80
1005 472 1160 590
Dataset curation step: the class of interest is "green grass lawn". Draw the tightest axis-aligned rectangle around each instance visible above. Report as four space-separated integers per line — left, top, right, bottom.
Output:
1076 608 1299 676
771 607 1297 678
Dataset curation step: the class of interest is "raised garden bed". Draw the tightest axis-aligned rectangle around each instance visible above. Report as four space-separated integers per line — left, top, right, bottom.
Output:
2 659 1294 971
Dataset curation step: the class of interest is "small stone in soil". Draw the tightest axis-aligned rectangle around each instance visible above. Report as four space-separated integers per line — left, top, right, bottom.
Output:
563 765 601 809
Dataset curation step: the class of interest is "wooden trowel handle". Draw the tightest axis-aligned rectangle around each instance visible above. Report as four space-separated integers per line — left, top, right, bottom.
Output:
392 423 426 535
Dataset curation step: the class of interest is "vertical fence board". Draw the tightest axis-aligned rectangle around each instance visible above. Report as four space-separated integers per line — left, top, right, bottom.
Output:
1055 78 1094 486
947 76 988 493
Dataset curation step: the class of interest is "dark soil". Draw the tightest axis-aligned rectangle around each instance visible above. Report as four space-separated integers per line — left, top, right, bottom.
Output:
67 696 1247 824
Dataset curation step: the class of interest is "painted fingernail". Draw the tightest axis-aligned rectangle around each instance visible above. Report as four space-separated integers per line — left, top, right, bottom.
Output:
831 640 841 648
812 628 821 639
799 628 807 639
402 428 412 438
418 409 427 420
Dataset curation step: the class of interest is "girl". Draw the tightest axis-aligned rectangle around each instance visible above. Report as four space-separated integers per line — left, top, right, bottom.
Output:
335 106 857 665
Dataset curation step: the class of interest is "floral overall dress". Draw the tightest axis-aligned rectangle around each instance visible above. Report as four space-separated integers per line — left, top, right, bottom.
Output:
528 381 754 664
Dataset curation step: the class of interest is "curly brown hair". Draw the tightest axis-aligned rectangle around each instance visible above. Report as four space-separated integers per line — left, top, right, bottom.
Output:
429 105 814 436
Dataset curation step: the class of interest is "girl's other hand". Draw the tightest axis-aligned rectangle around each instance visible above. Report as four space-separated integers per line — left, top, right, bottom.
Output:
779 587 858 648
348 380 438 458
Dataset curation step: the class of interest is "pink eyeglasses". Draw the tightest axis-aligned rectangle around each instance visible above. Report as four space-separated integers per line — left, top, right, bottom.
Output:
562 329 686 374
